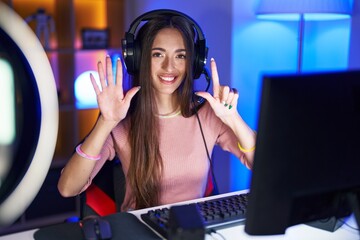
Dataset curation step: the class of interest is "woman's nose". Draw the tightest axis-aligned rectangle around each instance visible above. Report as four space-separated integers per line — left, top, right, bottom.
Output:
162 57 175 71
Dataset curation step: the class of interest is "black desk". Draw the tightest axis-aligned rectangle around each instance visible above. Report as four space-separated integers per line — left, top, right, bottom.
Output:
33 212 160 240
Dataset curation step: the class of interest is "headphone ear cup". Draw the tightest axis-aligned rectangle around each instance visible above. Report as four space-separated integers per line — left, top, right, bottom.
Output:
193 39 208 79
122 32 136 75
133 39 142 75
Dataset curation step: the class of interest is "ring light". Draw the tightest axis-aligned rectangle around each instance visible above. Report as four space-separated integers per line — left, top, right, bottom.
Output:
0 2 58 226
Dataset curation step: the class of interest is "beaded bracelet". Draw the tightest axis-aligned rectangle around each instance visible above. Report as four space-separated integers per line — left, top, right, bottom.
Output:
75 144 101 161
238 142 256 153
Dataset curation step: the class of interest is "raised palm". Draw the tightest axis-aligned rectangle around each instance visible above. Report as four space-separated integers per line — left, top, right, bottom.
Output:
90 56 140 125
195 58 239 121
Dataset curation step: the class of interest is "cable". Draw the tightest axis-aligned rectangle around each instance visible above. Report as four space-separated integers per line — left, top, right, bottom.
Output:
205 231 217 240
206 232 217 240
213 231 226 240
192 94 220 195
207 229 227 240
339 218 360 231
190 66 220 195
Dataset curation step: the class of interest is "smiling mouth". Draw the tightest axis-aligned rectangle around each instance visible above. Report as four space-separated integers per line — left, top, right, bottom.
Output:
159 75 177 84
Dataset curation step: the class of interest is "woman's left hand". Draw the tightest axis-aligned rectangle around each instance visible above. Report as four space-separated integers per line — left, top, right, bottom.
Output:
195 58 239 121
196 58 256 167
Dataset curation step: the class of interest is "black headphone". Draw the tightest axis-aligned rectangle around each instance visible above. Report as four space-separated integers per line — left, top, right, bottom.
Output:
122 9 208 80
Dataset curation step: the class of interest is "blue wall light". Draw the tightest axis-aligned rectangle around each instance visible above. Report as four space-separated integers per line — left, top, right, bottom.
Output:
74 70 99 109
256 0 353 72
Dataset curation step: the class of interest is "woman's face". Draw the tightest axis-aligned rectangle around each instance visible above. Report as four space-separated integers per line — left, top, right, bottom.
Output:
151 28 187 97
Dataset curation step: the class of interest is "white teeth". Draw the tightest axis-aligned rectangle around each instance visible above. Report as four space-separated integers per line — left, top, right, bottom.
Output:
160 76 175 81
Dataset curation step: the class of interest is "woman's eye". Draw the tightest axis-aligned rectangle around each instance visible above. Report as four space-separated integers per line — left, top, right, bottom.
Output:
152 52 163 57
177 54 186 59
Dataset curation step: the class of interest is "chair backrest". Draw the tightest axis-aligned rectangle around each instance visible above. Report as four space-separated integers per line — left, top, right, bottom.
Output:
80 157 125 218
204 169 219 197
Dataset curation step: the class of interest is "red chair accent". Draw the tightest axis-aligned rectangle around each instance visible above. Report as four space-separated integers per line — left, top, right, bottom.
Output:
85 184 116 216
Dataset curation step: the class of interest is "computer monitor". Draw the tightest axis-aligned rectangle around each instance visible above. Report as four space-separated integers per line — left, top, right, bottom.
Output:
245 70 360 235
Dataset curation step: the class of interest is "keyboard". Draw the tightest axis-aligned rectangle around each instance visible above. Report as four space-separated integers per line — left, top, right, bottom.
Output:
140 192 249 238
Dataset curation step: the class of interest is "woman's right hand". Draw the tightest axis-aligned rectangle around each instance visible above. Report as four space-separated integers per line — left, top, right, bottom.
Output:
90 56 140 127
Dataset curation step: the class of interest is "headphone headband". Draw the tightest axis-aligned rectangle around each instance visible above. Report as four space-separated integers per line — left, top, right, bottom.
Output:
122 9 208 79
127 9 205 41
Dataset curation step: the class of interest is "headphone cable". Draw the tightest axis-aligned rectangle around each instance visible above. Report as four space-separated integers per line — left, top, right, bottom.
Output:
192 94 220 195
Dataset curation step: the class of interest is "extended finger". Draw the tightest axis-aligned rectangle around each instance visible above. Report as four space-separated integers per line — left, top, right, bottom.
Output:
116 58 124 98
90 73 101 95
211 58 220 100
195 91 216 106
106 56 114 86
97 60 107 90
123 86 141 105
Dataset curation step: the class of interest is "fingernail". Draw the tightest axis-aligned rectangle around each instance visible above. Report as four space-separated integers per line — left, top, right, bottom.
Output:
211 58 215 62
224 103 228 107
229 105 232 110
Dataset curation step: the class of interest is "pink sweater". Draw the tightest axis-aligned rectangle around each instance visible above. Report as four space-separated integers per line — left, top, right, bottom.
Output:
82 103 251 211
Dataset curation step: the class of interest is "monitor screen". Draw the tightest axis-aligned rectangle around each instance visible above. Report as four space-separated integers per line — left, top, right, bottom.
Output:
245 70 360 235
0 3 58 227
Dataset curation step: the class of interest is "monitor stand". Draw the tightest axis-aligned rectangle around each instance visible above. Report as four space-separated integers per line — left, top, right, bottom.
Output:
306 217 345 232
306 191 360 233
347 192 360 236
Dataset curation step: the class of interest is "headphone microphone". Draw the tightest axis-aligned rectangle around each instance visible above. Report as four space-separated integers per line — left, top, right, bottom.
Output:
121 9 210 93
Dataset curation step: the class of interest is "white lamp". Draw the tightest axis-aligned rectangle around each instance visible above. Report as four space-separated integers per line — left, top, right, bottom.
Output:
75 70 100 109
256 0 353 72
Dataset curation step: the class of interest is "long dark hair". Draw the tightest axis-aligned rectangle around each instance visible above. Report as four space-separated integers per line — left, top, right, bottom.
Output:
126 14 197 209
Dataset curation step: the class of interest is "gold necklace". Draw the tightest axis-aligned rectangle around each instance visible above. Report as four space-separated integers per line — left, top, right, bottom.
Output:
157 109 181 118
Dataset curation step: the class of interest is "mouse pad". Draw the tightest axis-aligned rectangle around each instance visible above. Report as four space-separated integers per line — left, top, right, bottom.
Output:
34 212 162 240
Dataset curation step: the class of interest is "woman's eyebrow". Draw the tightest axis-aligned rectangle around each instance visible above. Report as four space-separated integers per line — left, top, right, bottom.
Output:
151 47 165 52
151 47 186 52
176 49 186 53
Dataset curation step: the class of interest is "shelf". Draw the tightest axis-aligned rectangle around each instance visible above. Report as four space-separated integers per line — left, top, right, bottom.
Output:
46 47 122 54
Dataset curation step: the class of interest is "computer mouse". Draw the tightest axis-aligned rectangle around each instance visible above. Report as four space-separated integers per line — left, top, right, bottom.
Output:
79 215 112 240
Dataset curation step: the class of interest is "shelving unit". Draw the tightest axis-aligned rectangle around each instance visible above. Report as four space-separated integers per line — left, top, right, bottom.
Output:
0 0 125 234
5 0 125 161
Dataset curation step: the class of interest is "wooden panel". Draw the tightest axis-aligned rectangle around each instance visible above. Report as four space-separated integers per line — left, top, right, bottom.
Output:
54 109 78 160
77 109 100 141
55 0 74 49
106 0 125 48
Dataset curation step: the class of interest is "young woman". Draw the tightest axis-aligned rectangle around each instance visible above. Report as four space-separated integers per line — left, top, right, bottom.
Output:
58 10 256 211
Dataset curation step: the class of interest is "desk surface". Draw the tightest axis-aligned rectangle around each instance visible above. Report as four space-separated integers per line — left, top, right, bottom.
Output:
130 190 359 240
0 190 359 240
